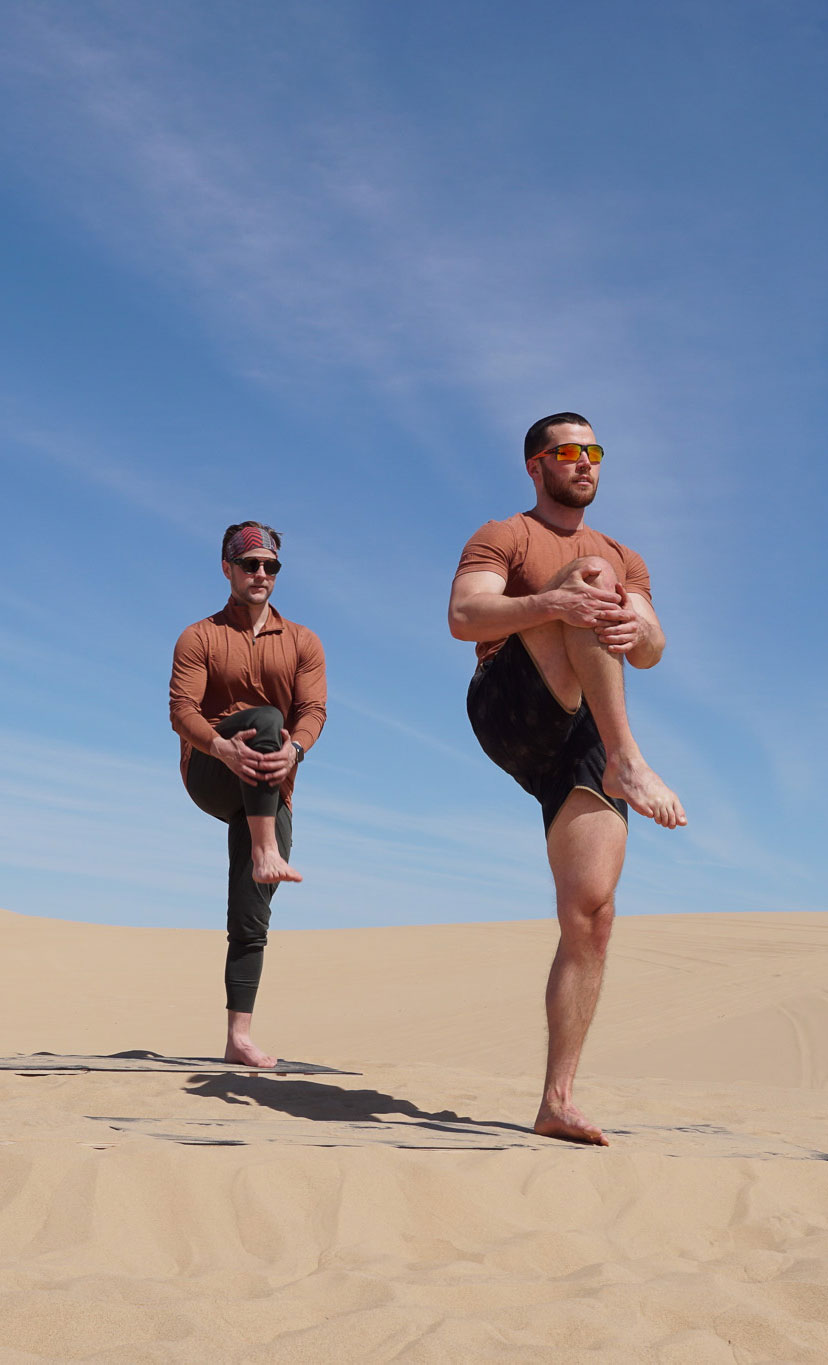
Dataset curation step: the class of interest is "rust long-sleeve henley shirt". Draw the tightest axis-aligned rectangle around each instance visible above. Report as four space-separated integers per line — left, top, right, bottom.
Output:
169 596 326 809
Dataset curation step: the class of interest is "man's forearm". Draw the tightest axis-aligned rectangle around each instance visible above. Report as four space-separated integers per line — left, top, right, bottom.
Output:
449 589 562 642
209 731 229 760
626 619 665 669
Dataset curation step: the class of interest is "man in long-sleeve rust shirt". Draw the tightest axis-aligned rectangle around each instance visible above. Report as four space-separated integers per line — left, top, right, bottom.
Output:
170 520 326 1068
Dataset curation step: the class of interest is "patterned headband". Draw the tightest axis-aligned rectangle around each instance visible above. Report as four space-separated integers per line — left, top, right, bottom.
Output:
225 526 279 561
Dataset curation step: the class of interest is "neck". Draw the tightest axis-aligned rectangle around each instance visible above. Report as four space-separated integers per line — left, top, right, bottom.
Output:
249 600 271 632
532 490 588 532
232 594 272 632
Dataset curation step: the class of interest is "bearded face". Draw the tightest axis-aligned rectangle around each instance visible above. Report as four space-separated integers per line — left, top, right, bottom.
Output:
533 422 600 509
539 458 598 508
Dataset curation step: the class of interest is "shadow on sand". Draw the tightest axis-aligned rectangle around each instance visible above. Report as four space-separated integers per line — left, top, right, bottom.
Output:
183 1072 532 1142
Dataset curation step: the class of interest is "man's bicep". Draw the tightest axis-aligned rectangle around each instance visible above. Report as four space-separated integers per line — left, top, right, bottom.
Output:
294 635 327 696
450 570 507 610
170 630 209 707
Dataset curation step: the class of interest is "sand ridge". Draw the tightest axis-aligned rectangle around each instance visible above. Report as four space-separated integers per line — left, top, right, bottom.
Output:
1 909 828 1361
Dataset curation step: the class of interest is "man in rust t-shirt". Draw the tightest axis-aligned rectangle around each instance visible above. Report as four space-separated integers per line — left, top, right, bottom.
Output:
449 412 685 1146
170 519 326 1069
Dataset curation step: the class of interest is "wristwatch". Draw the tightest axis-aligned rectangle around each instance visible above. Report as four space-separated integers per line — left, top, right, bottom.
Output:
292 742 305 764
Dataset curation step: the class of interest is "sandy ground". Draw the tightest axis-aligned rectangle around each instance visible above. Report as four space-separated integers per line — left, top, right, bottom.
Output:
1 908 828 1362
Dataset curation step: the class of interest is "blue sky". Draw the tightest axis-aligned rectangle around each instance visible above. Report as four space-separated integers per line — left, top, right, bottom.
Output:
1 0 825 931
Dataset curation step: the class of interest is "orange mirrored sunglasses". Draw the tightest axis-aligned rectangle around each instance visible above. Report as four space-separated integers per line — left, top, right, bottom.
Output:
533 443 604 464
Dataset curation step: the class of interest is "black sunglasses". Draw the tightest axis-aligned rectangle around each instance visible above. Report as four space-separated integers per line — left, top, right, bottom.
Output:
233 557 281 576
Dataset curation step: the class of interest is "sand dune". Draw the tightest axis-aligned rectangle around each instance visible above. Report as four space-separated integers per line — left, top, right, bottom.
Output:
1 908 827 1361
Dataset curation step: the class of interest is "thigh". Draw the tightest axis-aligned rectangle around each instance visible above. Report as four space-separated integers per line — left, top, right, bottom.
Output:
218 706 285 745
186 747 243 824
547 787 627 914
467 635 578 789
519 619 582 713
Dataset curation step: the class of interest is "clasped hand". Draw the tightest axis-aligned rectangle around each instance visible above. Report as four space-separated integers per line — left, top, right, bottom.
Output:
593 583 645 655
213 728 297 787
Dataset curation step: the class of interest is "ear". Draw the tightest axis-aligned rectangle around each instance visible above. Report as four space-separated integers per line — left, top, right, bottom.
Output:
221 559 232 582
526 458 542 490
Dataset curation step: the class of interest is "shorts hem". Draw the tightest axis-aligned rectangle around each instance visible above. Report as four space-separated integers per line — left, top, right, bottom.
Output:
545 784 629 835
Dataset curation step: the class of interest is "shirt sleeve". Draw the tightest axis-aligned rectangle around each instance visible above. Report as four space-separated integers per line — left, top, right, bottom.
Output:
169 625 219 755
453 519 516 581
289 629 327 752
623 548 653 603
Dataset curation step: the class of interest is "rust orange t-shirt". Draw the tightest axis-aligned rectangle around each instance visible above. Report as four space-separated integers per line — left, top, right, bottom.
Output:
169 596 326 809
453 510 652 665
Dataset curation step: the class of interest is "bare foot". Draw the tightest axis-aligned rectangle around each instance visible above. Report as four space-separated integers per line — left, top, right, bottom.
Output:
534 1099 609 1146
250 845 303 885
603 750 686 828
224 1039 277 1068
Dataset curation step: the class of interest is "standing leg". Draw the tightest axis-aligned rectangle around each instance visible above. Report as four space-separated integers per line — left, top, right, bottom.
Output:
224 796 293 1068
534 788 627 1145
186 706 297 1068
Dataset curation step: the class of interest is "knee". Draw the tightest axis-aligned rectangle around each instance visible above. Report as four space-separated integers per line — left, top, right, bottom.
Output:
544 556 617 594
572 555 616 586
244 706 285 749
227 925 268 952
559 898 615 958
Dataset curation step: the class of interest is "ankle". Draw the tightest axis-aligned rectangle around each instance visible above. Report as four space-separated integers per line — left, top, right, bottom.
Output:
227 1011 253 1042
251 841 279 861
606 742 641 767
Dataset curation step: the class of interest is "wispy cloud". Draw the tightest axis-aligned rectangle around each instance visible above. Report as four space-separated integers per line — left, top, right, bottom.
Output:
0 729 221 896
331 692 483 767
0 4 697 467
3 419 218 542
0 5 708 662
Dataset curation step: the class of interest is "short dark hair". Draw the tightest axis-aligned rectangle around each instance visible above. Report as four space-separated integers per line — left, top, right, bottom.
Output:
221 520 282 561
524 412 592 463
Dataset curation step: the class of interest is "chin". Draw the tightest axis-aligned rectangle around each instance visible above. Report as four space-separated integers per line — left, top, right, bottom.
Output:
557 491 596 509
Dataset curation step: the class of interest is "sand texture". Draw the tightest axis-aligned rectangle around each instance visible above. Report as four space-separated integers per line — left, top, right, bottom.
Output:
1 908 828 1362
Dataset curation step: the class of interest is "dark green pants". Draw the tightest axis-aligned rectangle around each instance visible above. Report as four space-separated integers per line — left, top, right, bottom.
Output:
186 706 292 1013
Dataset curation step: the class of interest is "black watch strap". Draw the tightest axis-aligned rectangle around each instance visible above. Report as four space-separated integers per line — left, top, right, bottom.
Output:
292 742 305 764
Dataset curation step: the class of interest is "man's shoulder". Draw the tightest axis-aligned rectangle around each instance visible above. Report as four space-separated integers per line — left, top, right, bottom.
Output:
462 510 529 547
277 615 325 653
582 525 642 560
186 605 232 629
455 513 527 578
475 510 527 533
174 605 233 645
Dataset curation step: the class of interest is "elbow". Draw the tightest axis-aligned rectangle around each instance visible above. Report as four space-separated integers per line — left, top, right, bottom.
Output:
630 635 665 670
448 610 474 641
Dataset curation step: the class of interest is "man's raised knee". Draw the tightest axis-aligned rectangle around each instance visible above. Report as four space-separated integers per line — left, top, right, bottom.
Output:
545 555 618 593
571 555 616 585
244 706 285 748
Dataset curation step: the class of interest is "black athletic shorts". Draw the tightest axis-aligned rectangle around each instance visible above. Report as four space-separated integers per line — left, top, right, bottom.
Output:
467 634 627 834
